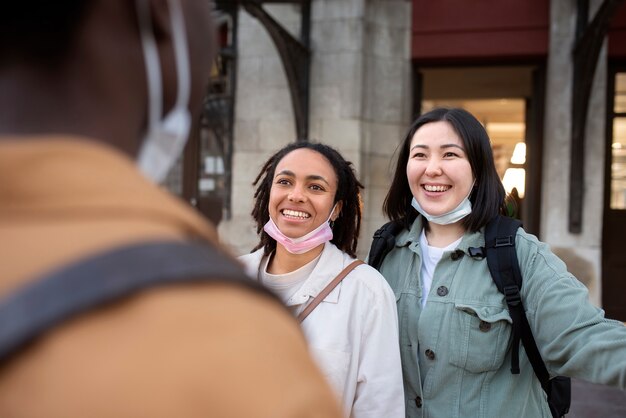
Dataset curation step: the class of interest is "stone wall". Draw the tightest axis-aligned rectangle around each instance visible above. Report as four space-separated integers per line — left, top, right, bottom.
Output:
174 0 609 308
218 4 299 256
219 0 412 258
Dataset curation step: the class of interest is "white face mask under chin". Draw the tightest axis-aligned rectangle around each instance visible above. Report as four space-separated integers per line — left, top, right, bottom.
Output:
135 0 192 183
411 181 475 225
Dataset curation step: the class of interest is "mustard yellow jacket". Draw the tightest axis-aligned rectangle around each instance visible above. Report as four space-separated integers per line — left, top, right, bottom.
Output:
0 137 342 418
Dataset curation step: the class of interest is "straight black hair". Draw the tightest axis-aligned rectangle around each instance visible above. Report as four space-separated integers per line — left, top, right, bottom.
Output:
384 107 506 232
251 142 364 258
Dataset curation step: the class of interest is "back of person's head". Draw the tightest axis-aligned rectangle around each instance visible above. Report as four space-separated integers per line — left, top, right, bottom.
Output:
1 0 217 181
251 142 364 258
1 2 93 68
384 107 506 231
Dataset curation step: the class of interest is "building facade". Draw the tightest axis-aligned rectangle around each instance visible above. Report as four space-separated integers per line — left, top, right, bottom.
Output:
174 0 626 320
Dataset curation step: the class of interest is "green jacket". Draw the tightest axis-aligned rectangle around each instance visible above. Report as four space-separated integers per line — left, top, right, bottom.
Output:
378 216 626 418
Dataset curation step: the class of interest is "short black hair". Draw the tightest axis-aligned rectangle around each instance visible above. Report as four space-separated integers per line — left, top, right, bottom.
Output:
384 107 506 232
251 142 364 258
0 2 93 68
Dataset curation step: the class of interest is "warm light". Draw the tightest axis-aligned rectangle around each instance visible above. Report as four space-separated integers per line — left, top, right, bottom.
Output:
502 168 525 198
510 142 526 164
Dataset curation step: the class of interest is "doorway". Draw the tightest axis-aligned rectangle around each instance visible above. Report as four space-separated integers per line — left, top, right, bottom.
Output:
602 66 626 321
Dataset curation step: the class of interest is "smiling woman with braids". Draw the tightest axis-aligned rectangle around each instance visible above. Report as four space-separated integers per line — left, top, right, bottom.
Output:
240 141 404 418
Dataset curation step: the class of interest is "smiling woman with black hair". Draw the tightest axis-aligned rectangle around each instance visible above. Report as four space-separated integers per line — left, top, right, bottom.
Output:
375 107 626 418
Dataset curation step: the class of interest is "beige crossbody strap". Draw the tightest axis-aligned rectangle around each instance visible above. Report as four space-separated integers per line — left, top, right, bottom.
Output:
297 260 364 323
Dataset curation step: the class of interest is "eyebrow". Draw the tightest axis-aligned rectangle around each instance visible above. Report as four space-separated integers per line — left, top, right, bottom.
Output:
410 143 465 152
275 170 331 186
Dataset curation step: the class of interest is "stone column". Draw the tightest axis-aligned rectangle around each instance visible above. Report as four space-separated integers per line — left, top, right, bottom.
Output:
358 0 413 258
542 0 606 305
219 0 412 259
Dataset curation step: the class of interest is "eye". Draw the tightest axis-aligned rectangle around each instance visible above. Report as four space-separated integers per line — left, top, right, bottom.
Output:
411 151 427 159
309 184 325 192
275 178 292 186
443 151 459 158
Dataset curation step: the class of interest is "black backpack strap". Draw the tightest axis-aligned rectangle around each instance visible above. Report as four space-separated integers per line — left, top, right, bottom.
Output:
368 221 404 271
0 240 276 362
485 216 552 391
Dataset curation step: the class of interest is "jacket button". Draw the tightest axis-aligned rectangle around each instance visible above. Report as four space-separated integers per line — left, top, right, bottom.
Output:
436 286 448 296
451 250 464 260
479 320 492 332
415 396 422 408
425 349 436 360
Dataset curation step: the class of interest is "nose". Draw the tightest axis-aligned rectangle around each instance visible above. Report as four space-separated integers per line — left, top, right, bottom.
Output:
288 185 306 202
424 157 442 177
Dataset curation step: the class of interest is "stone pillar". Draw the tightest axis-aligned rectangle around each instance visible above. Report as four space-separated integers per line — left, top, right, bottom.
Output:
542 0 606 306
358 0 413 259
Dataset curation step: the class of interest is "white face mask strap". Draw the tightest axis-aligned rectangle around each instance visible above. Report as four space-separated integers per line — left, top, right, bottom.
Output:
467 179 476 199
135 0 162 131
166 0 191 111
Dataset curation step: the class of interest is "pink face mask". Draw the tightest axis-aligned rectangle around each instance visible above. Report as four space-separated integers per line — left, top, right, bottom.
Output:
263 205 336 255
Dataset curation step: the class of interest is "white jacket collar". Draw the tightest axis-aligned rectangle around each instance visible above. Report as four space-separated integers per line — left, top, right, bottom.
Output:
240 242 356 307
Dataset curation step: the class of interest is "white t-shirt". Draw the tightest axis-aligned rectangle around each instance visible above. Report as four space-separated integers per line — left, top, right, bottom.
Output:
419 230 462 308
260 253 321 304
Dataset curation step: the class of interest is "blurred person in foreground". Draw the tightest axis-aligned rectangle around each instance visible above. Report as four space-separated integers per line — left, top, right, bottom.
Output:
0 1 342 417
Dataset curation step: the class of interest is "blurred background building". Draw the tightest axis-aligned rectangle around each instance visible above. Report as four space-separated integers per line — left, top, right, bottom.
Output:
165 0 626 321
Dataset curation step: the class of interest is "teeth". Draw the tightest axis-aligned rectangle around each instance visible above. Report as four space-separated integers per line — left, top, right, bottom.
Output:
424 184 450 192
282 209 310 219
